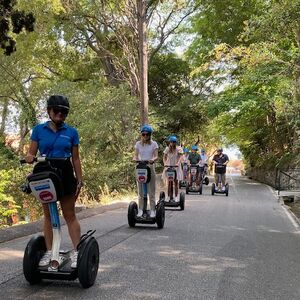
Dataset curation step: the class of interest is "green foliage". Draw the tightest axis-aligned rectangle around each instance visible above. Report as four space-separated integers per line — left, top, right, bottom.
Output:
0 170 20 227
0 0 35 55
59 82 140 200
149 53 208 136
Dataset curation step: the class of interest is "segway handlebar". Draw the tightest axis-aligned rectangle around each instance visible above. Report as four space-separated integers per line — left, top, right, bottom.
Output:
134 160 154 165
164 165 178 168
20 157 69 164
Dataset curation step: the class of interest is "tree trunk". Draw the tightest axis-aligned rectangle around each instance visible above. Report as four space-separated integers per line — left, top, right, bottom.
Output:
0 99 9 135
137 0 149 125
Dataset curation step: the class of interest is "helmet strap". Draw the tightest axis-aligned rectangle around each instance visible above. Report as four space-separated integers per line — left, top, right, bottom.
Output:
49 118 63 129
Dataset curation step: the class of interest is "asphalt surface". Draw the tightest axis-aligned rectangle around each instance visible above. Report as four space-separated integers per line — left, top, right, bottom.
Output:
0 175 300 300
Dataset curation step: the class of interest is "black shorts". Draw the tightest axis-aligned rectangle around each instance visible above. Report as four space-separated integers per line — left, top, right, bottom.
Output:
50 159 77 197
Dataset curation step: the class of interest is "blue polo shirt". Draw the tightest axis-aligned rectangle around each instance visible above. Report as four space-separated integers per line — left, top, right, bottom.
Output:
31 121 79 158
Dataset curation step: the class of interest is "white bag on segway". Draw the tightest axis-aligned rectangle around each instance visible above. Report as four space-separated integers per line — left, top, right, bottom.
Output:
166 168 176 181
26 162 64 204
136 168 148 184
190 167 197 176
29 179 58 204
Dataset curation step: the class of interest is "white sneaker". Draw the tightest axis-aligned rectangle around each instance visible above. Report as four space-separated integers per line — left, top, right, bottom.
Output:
137 209 143 217
39 250 52 267
222 186 226 191
70 250 78 268
150 210 156 218
175 196 179 202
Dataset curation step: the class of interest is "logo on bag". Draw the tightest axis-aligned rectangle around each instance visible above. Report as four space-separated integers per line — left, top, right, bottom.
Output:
137 170 147 183
138 175 146 183
39 191 54 202
34 184 50 191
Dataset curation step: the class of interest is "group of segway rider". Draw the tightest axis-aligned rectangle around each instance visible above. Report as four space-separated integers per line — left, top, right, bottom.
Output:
21 92 230 288
133 124 230 208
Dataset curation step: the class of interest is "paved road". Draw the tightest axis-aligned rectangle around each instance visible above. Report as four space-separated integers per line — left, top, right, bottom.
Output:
1 175 300 300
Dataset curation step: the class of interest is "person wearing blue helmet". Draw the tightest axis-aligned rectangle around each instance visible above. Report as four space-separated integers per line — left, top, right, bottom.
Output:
162 135 183 202
181 148 190 164
188 145 201 185
133 124 158 217
180 147 190 185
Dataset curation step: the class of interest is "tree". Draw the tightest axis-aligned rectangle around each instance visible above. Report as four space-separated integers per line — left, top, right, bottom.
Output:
0 0 35 55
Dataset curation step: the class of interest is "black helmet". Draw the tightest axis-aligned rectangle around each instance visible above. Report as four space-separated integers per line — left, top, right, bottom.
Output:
47 95 69 109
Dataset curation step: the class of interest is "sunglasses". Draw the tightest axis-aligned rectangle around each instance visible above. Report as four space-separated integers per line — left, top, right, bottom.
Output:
141 132 150 136
52 107 69 116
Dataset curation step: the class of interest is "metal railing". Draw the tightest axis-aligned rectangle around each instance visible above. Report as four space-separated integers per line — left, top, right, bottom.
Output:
276 168 300 195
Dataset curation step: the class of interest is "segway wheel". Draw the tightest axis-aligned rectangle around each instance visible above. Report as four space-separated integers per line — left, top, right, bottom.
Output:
225 184 229 197
159 191 165 202
23 235 46 285
179 192 185 210
211 183 215 195
186 184 189 195
204 177 209 185
78 237 99 288
199 184 203 195
128 201 137 227
156 201 165 229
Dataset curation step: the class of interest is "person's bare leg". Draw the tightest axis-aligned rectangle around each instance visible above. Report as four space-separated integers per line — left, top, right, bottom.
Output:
60 196 81 249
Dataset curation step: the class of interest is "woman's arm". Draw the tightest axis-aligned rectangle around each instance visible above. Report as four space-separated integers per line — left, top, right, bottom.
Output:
133 148 139 161
72 145 83 181
163 153 168 165
72 145 83 198
25 141 38 163
151 148 158 163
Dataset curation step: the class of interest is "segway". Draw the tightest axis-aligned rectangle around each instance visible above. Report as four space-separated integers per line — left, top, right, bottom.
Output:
21 157 99 288
200 165 209 185
186 164 202 195
163 166 185 210
179 162 189 188
211 164 229 196
128 161 165 228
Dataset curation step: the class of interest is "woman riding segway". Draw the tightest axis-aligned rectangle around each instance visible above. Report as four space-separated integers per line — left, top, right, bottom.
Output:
25 95 83 269
179 148 189 188
162 136 183 202
133 125 158 218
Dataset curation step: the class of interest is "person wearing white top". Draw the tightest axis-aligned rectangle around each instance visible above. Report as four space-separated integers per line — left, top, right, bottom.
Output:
133 125 158 218
199 148 208 167
162 135 183 202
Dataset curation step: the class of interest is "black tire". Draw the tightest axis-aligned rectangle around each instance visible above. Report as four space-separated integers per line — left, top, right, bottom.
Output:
159 191 165 202
78 237 100 288
199 184 203 195
186 184 189 195
225 184 229 196
179 192 185 210
156 201 165 229
211 183 215 195
204 177 209 185
128 201 137 227
23 235 46 285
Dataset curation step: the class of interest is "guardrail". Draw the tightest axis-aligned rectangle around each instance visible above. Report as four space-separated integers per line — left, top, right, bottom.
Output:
275 168 300 195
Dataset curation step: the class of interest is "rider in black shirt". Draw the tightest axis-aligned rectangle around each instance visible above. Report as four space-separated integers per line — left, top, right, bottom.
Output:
212 148 229 190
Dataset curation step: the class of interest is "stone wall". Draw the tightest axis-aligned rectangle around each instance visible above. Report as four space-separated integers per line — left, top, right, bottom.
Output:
247 167 300 191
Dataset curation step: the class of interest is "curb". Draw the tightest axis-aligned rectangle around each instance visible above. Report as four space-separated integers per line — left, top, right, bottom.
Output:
0 202 128 244
271 186 300 230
